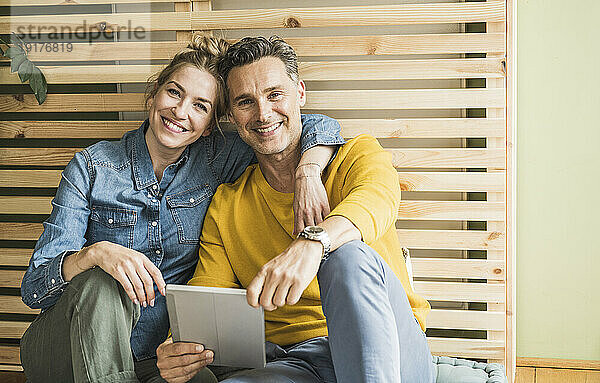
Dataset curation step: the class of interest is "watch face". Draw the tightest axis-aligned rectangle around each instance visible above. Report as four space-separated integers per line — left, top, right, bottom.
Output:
305 226 324 235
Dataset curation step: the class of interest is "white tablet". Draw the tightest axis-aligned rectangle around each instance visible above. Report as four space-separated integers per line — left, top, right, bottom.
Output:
165 284 266 369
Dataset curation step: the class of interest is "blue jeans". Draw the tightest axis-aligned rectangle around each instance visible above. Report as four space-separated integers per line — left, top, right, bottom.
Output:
219 240 436 383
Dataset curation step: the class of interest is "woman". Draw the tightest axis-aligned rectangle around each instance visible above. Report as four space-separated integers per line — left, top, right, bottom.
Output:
19 34 343 383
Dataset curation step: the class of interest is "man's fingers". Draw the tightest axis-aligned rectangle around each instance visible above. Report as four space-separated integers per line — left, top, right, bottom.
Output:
246 272 266 308
286 283 304 306
272 282 292 308
259 271 280 311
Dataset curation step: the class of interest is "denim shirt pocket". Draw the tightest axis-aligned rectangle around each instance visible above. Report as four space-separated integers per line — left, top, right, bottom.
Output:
89 205 137 248
166 184 212 245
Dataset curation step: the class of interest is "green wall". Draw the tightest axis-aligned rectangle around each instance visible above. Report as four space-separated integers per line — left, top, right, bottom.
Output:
517 0 600 361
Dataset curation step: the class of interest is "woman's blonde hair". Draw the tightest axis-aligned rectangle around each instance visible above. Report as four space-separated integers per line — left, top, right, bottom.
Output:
145 33 230 132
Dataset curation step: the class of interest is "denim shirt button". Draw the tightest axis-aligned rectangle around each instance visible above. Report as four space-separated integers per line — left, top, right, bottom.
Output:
108 218 114 224
155 249 160 254
51 278 55 284
152 185 158 190
33 293 37 299
189 198 195 203
151 221 158 227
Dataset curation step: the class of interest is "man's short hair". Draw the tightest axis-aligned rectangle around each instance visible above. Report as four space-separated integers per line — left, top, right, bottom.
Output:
218 36 299 86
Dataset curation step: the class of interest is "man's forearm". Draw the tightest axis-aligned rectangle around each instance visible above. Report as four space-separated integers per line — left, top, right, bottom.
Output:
296 145 336 177
318 215 362 252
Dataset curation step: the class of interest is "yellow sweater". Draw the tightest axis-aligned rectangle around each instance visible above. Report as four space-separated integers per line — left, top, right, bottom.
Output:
189 135 430 346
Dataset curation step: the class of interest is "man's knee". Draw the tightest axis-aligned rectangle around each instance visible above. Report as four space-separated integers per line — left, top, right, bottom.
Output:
70 268 136 314
320 240 381 278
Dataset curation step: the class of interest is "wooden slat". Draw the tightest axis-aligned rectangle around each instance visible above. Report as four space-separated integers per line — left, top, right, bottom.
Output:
5 33 505 63
0 321 29 339
190 1 505 29
0 170 62 188
0 89 505 113
535 368 600 383
0 169 504 193
412 258 505 280
397 229 506 251
428 337 504 359
0 121 138 139
0 271 25 288
1 118 505 139
0 296 39 315
398 201 505 221
341 118 506 139
390 148 505 169
398 172 505 192
0 249 31 267
517 357 600 371
413 281 504 303
427 309 505 331
0 223 43 241
0 58 505 85
306 89 506 110
0 148 80 167
0 364 24 371
0 196 505 220
0 12 191 35
2 0 194 5
0 346 20 365
0 148 505 168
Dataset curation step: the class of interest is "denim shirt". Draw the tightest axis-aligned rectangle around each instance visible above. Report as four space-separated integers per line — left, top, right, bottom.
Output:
21 114 344 360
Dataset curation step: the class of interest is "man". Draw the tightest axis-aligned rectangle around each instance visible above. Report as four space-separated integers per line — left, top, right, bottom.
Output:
157 36 435 383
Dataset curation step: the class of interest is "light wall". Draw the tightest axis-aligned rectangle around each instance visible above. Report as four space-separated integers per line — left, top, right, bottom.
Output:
517 0 600 360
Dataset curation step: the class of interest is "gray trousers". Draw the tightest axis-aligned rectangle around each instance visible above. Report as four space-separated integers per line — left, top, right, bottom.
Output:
20 268 217 383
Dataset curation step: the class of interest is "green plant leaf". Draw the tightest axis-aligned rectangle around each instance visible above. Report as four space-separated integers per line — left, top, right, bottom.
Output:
10 32 26 47
0 46 4 55
3 46 25 58
10 53 27 73
18 59 34 82
29 66 48 105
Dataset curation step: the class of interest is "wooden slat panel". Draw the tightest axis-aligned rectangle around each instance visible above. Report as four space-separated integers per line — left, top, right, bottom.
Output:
0 223 43 241
1 118 505 139
0 89 504 113
190 1 505 29
0 346 20 365
0 58 505 85
2 0 195 5
398 172 505 192
390 148 505 168
428 309 505 331
0 271 24 288
0 296 39 315
5 33 505 62
412 258 505 280
0 121 137 139
397 229 505 251
0 249 31 267
413 281 504 303
0 12 191 34
0 363 24 371
428 337 504 359
398 201 505 221
0 170 62 188
0 148 80 167
341 118 506 139
0 197 53 215
0 321 29 339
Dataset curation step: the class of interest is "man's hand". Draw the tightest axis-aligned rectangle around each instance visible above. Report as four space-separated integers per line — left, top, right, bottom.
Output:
64 241 166 307
156 337 214 383
293 163 330 235
246 238 323 311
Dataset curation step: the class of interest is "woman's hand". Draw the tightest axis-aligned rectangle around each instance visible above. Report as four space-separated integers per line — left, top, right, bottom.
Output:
63 241 166 307
293 163 330 235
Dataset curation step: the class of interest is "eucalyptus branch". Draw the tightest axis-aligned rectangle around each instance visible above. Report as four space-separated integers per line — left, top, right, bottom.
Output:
1 33 47 104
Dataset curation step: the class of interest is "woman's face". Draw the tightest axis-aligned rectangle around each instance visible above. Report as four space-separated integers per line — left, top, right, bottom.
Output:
147 65 218 154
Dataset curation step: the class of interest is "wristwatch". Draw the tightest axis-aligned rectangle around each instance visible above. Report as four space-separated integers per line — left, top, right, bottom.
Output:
298 225 331 258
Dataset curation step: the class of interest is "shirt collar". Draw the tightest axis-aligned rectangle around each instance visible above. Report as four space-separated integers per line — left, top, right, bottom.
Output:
129 120 191 191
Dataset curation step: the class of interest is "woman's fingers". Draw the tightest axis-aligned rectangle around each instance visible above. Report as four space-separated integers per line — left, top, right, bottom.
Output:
113 268 138 304
143 256 167 296
124 264 147 306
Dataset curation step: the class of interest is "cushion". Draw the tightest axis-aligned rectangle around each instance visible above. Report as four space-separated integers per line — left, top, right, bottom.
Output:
434 356 508 383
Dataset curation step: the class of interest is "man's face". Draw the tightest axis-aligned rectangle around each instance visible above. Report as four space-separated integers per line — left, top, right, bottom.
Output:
226 56 306 156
